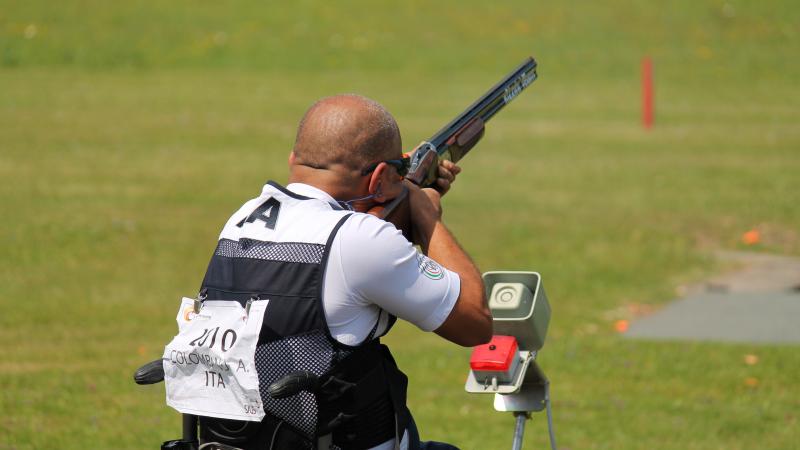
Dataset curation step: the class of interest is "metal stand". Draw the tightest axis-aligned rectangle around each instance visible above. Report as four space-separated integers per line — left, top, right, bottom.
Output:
512 412 530 450
496 360 548 450
492 358 548 413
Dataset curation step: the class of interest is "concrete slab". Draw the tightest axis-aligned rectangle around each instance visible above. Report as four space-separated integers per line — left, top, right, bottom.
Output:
625 251 800 344
625 291 800 344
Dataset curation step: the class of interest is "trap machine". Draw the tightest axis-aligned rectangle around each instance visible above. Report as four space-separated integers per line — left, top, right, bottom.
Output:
465 271 557 450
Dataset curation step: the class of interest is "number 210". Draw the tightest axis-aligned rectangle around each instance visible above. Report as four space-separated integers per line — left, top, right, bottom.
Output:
189 327 237 352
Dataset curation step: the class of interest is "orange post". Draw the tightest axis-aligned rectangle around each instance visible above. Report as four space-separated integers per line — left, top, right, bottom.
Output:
642 57 654 129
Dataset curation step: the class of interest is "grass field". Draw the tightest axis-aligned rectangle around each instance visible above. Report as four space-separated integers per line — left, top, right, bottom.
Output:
1 1 799 449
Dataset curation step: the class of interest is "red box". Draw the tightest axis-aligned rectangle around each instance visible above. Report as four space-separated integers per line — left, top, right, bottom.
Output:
470 335 520 384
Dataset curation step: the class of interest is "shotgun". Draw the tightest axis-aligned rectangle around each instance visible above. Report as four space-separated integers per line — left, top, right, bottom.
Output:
370 57 538 239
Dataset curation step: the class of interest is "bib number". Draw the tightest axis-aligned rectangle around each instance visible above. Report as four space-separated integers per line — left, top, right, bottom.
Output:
163 297 268 422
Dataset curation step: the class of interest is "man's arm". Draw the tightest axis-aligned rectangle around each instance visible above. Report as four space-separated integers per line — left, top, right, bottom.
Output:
406 183 492 347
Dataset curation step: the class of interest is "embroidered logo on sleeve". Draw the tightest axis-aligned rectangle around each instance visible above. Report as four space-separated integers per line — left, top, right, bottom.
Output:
416 253 444 280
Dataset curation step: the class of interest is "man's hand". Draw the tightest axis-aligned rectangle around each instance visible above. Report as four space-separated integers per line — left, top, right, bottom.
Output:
434 160 462 195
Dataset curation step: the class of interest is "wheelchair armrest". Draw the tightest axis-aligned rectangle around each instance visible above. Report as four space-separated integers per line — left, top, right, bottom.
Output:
267 371 320 399
134 359 165 385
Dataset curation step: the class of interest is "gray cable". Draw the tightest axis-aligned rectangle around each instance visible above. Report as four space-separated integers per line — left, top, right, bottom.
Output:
544 382 557 450
268 420 284 450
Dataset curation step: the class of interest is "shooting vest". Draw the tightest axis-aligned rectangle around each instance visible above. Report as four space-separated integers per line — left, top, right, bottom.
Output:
198 181 410 450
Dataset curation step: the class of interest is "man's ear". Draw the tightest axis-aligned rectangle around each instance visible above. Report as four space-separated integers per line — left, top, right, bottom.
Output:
368 162 388 203
288 151 296 165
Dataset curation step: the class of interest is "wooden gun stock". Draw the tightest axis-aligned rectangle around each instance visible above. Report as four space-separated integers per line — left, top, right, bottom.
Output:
369 186 412 239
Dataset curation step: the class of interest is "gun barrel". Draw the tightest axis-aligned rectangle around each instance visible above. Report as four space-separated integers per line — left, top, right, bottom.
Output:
427 57 538 154
376 57 539 234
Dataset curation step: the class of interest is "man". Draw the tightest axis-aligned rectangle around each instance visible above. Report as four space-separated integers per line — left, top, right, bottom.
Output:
197 94 492 450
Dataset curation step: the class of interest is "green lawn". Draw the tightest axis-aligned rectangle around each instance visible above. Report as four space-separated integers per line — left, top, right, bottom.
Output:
1 1 799 449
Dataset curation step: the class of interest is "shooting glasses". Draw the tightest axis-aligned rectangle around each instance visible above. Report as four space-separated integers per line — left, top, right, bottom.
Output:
360 156 411 177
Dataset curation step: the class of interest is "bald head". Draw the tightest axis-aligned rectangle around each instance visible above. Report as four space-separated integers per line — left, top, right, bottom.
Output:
292 94 402 173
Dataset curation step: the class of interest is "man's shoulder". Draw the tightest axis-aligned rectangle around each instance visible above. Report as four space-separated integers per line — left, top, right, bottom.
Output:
216 184 352 245
337 212 404 243
333 212 415 281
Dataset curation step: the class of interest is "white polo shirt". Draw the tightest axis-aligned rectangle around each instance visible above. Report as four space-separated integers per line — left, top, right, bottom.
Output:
286 183 461 346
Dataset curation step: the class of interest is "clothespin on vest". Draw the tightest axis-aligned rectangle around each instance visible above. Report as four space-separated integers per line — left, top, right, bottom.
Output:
195 288 208 314
245 295 259 318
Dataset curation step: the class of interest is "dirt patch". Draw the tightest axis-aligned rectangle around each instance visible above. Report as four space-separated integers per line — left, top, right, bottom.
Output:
679 251 800 295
